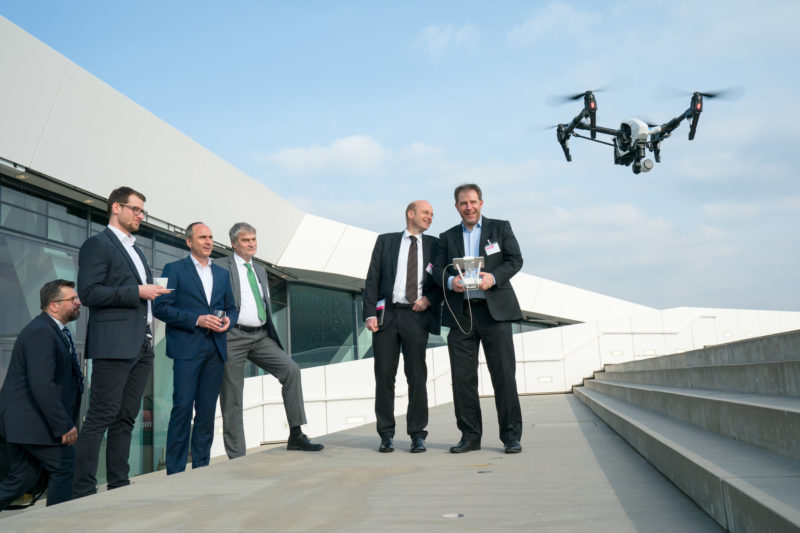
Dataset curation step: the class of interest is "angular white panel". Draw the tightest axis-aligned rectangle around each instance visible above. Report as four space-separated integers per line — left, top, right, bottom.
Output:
325 398 374 435
324 225 377 279
522 360 567 393
278 214 347 271
558 287 592 323
532 279 567 319
510 274 542 313
0 16 70 166
31 63 149 192
299 366 327 402
324 358 373 399
518 327 563 362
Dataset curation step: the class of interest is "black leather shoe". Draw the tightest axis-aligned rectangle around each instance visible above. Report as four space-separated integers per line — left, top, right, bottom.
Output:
286 433 324 451
378 437 394 453
449 439 480 453
504 440 522 454
410 437 426 453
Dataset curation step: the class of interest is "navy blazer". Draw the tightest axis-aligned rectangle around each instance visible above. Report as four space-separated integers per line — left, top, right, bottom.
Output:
433 217 523 326
153 256 238 361
363 232 443 336
0 313 82 445
78 227 153 360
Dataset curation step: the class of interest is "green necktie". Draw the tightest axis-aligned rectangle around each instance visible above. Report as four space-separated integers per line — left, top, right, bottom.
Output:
245 263 267 323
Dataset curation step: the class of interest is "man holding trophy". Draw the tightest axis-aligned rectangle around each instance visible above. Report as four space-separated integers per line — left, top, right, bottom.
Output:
433 184 524 454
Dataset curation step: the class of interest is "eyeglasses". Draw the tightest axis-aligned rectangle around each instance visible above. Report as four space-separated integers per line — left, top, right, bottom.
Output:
119 203 148 217
51 296 79 304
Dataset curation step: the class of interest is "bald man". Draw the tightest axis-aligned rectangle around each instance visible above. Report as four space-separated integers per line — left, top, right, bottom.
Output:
363 201 442 453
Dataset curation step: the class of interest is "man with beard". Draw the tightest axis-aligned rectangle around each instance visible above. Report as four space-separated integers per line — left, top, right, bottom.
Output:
73 186 169 497
0 280 83 508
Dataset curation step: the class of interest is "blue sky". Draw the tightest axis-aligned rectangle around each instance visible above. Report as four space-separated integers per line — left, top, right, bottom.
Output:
2 1 798 310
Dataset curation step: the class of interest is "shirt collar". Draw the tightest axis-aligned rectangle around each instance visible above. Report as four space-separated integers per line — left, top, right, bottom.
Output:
189 254 210 269
402 229 421 240
49 314 66 330
233 253 251 267
108 224 135 246
461 217 483 232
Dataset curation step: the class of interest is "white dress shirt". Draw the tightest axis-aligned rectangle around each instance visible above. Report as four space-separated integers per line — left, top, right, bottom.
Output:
107 224 152 325
392 229 423 304
234 253 267 327
190 254 214 305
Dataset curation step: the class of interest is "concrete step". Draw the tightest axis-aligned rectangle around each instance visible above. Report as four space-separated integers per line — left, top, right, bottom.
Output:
583 379 800 461
594 360 800 397
574 386 800 533
604 329 800 374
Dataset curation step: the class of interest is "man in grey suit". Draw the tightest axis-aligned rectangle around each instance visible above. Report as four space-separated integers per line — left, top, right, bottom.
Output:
215 222 323 457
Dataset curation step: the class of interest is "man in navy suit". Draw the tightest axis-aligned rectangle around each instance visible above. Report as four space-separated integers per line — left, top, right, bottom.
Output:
154 222 238 475
433 184 524 454
73 186 170 497
0 280 83 509
363 200 442 453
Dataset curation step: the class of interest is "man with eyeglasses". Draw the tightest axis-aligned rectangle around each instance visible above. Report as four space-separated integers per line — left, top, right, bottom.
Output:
0 280 83 509
72 186 169 498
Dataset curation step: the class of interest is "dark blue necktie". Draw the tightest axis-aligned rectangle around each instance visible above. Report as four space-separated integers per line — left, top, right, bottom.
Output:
62 327 85 393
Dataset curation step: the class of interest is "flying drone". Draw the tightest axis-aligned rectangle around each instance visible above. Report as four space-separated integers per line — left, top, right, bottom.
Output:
553 88 739 174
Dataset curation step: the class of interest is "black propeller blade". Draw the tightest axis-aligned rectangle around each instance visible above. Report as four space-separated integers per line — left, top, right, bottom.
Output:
655 85 745 101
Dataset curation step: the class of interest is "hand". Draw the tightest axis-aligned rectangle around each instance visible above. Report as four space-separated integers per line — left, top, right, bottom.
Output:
478 272 495 291
452 275 465 293
412 295 430 312
139 284 171 300
197 314 224 332
61 426 78 446
219 316 231 332
366 317 379 332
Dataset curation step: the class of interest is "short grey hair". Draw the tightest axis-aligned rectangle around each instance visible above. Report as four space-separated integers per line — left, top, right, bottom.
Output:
185 221 205 239
229 222 257 244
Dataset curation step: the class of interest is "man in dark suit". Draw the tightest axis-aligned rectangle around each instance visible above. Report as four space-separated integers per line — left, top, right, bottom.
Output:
433 184 524 454
73 186 169 498
216 223 323 458
0 280 83 509
154 222 238 474
363 200 442 453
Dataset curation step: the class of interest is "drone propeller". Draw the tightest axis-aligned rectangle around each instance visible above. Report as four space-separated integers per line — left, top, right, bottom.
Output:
546 88 605 107
654 85 745 101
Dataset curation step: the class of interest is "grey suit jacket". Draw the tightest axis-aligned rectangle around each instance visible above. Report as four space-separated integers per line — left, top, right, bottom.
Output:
214 255 284 350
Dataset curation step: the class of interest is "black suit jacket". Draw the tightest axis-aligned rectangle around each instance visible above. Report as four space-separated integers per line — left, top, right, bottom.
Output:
363 232 443 335
433 217 523 327
78 227 153 360
213 255 283 349
0 313 82 445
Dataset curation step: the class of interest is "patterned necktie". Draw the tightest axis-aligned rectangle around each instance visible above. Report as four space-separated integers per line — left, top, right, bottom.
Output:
62 327 85 393
405 235 418 304
245 263 267 323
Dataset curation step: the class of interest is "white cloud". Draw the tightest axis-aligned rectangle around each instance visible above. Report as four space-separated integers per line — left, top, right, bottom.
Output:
413 24 479 57
507 1 598 48
264 134 388 176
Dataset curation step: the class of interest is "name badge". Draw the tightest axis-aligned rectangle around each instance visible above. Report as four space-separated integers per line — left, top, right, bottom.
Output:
485 242 501 255
426 262 433 275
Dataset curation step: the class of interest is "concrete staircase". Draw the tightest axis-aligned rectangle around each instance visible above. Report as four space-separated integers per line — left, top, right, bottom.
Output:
573 329 800 533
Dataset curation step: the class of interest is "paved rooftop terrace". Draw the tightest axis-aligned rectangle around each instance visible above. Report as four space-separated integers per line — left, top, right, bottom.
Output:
1 394 723 532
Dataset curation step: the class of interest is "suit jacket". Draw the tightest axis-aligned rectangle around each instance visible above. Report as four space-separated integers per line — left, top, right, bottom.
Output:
433 217 523 327
153 256 238 361
213 255 284 349
0 313 82 445
78 227 153 360
363 232 443 336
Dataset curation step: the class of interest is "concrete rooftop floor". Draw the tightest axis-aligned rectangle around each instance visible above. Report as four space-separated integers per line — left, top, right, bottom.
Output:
1 393 723 533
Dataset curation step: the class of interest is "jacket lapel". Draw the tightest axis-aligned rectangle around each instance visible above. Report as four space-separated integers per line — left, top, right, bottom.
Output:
226 256 242 309
388 232 403 282
184 256 209 308
103 228 143 282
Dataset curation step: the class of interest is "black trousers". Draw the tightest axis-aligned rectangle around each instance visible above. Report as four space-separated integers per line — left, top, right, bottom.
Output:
373 308 430 439
446 302 522 444
0 442 75 509
73 338 154 497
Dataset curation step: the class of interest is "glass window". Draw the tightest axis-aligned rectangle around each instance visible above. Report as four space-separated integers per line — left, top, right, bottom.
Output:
288 284 358 369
